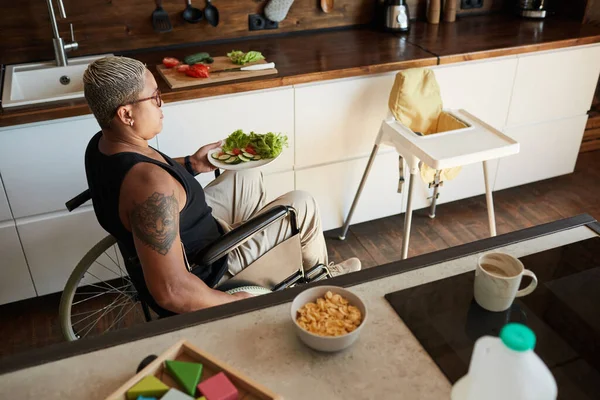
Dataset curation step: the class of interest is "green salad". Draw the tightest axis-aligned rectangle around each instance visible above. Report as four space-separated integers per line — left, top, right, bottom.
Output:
212 129 288 164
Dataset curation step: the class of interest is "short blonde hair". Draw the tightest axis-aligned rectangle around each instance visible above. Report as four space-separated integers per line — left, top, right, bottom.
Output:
83 56 146 128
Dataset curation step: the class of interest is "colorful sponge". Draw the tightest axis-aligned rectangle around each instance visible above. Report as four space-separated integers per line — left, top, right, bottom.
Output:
197 372 238 400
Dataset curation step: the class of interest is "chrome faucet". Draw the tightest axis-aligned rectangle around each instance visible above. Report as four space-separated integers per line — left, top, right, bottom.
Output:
46 0 78 66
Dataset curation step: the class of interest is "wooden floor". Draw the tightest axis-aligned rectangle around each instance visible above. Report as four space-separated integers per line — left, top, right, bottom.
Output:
1 151 599 359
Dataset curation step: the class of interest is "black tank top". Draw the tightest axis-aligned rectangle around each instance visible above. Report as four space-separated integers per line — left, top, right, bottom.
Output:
85 132 226 315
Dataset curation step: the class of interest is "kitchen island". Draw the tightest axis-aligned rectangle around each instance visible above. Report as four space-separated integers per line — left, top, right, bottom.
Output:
0 215 597 399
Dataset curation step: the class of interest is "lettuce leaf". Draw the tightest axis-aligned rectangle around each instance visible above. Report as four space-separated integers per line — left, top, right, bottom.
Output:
222 129 288 159
227 50 265 65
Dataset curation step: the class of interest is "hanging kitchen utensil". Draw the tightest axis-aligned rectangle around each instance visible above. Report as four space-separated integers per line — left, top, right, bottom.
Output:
321 0 334 13
151 0 172 33
265 0 295 22
204 0 219 26
182 0 203 23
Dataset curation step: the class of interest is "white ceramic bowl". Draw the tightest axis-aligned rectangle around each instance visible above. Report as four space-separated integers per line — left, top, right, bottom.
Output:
290 285 367 352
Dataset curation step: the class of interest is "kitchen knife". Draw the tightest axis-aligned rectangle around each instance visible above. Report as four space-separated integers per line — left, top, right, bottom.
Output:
218 62 276 72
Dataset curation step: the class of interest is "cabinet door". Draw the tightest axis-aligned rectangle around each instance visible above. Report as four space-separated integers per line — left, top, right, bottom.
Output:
495 115 588 191
432 56 518 130
0 220 36 305
296 152 403 231
0 175 12 222
507 45 600 127
294 73 397 169
17 207 110 296
0 117 157 219
157 88 294 175
0 117 100 218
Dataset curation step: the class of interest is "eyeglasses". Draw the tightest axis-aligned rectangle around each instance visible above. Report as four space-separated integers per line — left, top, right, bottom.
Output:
125 89 162 108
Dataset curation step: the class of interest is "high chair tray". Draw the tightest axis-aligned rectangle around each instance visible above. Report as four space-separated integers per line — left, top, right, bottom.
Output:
381 109 519 170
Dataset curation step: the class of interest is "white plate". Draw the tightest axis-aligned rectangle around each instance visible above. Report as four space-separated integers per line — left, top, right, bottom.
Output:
225 285 272 296
208 148 279 171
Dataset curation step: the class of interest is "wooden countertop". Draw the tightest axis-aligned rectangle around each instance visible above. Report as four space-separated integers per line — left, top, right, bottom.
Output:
406 14 600 64
2 14 600 128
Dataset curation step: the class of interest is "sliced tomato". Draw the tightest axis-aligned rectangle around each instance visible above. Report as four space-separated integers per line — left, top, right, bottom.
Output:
185 64 210 78
162 57 180 68
176 64 190 73
244 146 256 155
232 148 242 155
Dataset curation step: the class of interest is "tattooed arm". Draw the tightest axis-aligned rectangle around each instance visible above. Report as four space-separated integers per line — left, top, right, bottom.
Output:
120 163 250 313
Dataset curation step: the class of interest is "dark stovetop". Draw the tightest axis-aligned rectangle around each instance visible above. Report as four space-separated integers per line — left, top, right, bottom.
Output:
385 237 600 400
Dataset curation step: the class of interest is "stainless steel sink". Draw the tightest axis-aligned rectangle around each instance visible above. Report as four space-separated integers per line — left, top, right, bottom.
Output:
1 54 112 109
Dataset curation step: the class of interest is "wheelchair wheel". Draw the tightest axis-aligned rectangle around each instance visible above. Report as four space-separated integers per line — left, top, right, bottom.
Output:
59 235 148 341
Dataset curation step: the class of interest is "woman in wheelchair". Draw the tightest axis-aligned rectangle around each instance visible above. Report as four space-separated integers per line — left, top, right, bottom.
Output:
82 56 360 316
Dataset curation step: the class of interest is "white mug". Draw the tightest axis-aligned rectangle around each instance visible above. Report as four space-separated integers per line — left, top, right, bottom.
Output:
474 252 538 312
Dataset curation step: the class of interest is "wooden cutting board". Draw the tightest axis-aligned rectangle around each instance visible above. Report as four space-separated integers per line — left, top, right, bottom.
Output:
156 56 278 89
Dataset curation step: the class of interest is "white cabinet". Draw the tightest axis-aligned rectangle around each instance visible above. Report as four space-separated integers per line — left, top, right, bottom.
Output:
507 45 600 127
495 115 588 190
0 117 100 218
294 73 397 168
0 175 12 222
296 152 403 231
157 88 294 175
0 220 36 305
432 57 518 130
16 207 109 296
0 117 158 219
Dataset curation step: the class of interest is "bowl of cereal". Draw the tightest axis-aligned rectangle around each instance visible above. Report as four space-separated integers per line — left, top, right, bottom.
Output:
291 285 367 352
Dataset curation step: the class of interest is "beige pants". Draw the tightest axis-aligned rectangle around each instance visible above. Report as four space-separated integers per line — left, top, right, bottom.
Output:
203 170 329 278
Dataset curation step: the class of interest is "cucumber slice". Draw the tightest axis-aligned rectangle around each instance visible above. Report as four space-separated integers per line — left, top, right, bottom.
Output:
253 155 262 160
238 154 250 162
217 154 231 161
242 152 254 159
224 156 238 164
211 153 220 160
225 151 235 156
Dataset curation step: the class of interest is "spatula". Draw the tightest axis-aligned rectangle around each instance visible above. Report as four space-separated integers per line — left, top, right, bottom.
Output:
151 0 172 33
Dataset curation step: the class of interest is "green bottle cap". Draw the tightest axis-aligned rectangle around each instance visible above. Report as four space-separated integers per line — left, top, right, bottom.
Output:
500 323 536 352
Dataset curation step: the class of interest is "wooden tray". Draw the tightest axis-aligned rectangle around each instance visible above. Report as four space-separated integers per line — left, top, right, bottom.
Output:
106 339 283 400
157 57 278 89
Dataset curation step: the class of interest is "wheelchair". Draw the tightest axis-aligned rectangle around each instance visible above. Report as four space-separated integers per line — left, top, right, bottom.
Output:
59 171 332 341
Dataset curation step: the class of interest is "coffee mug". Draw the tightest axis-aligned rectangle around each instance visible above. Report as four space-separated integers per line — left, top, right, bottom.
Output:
474 252 538 312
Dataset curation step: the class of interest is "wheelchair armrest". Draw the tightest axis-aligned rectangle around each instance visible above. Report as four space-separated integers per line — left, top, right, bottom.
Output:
196 205 298 266
66 189 91 212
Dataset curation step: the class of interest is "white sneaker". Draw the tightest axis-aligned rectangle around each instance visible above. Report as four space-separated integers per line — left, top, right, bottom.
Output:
327 258 362 277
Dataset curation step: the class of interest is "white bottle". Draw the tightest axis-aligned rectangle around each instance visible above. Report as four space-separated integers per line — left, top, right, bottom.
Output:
451 323 557 400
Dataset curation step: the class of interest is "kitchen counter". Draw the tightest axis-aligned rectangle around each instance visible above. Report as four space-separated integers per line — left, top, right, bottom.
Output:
0 215 598 400
406 14 600 64
1 14 600 128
